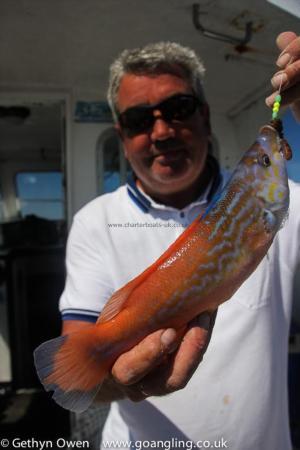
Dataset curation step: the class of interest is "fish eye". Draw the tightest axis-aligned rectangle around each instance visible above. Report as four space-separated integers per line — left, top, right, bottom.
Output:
260 154 271 167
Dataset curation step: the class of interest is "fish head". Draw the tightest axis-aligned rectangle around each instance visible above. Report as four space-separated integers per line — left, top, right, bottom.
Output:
249 124 290 231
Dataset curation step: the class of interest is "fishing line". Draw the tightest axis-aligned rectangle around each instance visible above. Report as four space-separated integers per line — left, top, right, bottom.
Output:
272 56 294 120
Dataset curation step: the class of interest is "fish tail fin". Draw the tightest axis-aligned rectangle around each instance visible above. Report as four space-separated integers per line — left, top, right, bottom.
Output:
34 325 114 412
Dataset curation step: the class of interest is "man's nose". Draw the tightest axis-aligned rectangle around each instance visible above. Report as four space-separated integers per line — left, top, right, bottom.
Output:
150 110 175 141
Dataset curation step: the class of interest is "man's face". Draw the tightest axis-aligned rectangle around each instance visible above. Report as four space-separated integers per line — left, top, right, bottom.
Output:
116 71 210 197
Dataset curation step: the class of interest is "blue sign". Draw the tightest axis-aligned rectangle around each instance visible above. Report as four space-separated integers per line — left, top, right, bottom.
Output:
74 101 113 122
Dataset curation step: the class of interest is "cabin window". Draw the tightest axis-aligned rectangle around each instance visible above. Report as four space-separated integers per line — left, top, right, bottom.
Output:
103 133 122 193
96 128 131 195
15 171 64 220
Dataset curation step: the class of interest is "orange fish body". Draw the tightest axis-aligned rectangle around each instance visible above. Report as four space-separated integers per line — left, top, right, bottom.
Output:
34 123 291 412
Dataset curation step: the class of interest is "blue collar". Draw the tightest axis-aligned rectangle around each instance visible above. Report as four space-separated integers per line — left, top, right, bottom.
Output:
127 175 152 212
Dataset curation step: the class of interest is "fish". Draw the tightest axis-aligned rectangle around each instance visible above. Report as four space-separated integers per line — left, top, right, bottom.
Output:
34 121 291 413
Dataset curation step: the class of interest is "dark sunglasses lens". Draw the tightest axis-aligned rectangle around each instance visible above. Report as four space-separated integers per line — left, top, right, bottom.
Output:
119 95 199 135
120 108 153 134
162 95 199 121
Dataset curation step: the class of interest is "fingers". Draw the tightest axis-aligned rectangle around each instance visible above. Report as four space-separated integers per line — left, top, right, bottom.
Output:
110 327 184 402
276 31 298 54
266 84 300 109
110 310 217 402
266 32 300 121
164 312 212 389
166 309 217 387
111 328 180 385
271 61 300 90
127 310 216 401
272 35 300 94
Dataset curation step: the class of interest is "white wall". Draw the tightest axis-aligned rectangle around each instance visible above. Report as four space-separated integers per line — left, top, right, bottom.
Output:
70 114 111 216
210 112 240 170
229 87 272 153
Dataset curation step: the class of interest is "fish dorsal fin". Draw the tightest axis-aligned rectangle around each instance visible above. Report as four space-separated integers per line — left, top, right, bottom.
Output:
97 218 206 325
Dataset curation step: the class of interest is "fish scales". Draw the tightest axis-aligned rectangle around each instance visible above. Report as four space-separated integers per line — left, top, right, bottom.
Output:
33 123 291 412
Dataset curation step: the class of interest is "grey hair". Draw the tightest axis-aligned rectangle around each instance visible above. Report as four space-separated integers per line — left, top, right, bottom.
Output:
107 41 206 122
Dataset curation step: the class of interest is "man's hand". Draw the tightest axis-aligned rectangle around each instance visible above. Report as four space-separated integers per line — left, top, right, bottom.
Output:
109 310 217 402
266 31 300 122
62 310 217 403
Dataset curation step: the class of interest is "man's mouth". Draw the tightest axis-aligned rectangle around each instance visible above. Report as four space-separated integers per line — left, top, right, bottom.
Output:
154 148 186 165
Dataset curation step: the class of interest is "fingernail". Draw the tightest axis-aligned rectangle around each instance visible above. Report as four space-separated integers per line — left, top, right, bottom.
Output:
271 72 288 89
265 95 273 107
161 328 177 351
276 53 291 68
197 312 211 330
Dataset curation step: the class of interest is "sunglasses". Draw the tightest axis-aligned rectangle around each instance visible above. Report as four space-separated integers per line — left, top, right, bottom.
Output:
118 93 202 135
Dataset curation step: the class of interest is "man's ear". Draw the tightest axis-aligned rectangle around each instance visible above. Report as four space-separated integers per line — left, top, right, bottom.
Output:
115 122 123 139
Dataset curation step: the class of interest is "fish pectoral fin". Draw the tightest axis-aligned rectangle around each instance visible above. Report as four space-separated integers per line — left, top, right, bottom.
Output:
97 277 141 323
263 209 277 233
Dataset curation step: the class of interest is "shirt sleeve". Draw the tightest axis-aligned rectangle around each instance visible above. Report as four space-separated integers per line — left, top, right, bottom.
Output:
59 212 114 323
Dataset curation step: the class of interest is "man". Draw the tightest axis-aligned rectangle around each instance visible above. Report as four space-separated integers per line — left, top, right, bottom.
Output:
60 32 300 449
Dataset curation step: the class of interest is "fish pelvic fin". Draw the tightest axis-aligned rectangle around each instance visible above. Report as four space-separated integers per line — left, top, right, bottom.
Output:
34 325 115 412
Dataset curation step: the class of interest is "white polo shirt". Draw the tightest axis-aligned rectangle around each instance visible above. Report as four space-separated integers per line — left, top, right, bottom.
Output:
59 173 300 450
